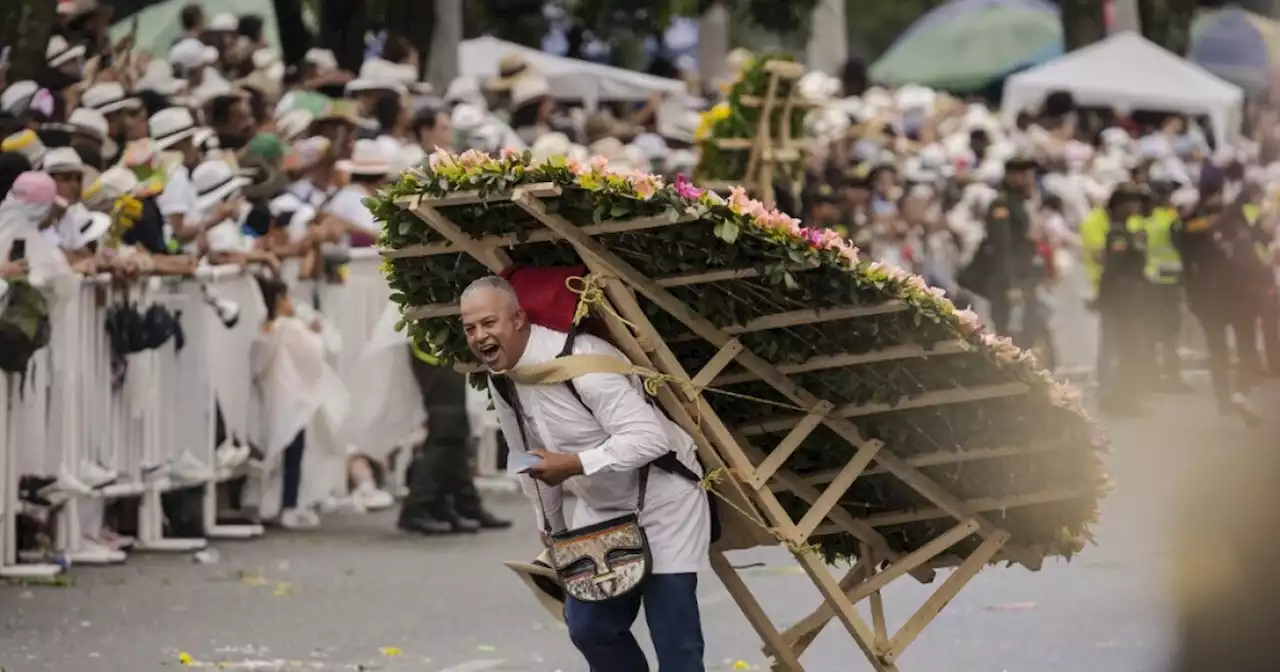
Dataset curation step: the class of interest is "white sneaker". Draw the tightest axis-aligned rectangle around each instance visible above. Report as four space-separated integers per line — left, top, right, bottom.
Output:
214 441 251 470
351 482 395 511
78 460 119 489
39 468 95 503
169 451 212 485
279 508 320 530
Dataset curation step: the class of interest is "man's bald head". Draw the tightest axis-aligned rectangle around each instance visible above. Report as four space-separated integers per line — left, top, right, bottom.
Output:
460 275 530 371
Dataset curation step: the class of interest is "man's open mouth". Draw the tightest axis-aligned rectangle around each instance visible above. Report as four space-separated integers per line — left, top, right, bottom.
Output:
479 343 501 360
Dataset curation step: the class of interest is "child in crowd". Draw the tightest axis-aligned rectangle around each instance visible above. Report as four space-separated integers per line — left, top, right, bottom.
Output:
248 276 349 529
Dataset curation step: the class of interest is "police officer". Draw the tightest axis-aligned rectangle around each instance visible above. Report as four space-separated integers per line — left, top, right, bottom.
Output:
1096 183 1150 416
1142 178 1191 392
1238 181 1280 375
1171 167 1261 425
959 155 1038 343
399 341 513 534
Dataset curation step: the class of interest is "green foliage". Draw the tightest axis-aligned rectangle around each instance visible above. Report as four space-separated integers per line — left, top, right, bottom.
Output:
368 148 1110 565
693 53 808 187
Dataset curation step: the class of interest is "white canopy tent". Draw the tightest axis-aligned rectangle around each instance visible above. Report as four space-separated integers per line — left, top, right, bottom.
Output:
1002 32 1245 150
459 36 686 108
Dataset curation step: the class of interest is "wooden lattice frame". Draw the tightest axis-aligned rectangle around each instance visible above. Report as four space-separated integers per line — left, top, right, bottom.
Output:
700 59 815 209
387 184 1061 671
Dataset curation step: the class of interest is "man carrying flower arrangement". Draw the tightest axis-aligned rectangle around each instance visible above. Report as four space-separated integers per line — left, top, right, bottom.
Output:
459 275 710 672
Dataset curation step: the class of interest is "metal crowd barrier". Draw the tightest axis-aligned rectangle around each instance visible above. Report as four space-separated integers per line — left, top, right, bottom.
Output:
0 252 506 578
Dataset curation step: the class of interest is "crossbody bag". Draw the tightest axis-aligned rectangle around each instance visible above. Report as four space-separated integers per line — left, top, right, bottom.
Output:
492 373 653 603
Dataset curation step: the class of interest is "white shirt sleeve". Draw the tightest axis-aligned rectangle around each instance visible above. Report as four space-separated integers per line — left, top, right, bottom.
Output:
492 381 566 532
156 166 197 217
570 338 673 477
327 186 379 234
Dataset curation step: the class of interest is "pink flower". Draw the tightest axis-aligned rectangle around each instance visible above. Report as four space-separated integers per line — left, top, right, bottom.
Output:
803 229 823 246
500 147 521 160
925 286 948 301
727 186 753 215
905 274 930 293
457 149 488 170
565 157 586 176
590 155 611 172
427 149 455 171
630 174 660 200
674 173 704 201
954 308 982 333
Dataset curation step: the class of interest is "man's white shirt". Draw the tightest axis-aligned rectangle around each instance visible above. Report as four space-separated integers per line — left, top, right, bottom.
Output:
492 324 710 574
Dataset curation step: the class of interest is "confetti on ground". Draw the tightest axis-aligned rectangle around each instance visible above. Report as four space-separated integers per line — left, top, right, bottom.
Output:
379 647 402 657
985 602 1037 612
475 644 497 653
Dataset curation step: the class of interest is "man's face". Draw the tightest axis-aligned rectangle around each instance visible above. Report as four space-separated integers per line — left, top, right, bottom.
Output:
420 112 452 152
221 99 254 141
52 171 83 203
461 287 529 372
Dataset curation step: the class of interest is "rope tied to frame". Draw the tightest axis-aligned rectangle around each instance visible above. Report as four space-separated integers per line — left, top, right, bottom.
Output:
699 467 822 555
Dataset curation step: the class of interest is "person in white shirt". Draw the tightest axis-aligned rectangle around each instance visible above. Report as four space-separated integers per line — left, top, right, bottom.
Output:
149 107 225 248
460 276 708 672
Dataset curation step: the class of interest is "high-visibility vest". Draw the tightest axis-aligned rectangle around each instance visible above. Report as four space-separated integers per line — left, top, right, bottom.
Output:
1081 208 1145 291
410 339 441 365
1144 207 1182 284
1243 203 1271 264
1080 208 1109 292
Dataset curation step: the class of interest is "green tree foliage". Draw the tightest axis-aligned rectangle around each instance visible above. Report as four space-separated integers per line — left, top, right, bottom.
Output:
0 0 57 82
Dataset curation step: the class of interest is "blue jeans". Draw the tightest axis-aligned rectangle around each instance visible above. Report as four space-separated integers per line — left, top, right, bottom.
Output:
564 572 704 672
281 431 305 510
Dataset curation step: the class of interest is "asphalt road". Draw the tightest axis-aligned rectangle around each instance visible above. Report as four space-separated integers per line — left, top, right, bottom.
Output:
3 376 1277 672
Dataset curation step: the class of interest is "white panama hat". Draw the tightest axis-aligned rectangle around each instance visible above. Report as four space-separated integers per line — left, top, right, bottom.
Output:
148 107 213 151
510 75 552 109
192 159 251 212
46 35 86 69
336 138 395 177
82 81 142 116
346 58 410 95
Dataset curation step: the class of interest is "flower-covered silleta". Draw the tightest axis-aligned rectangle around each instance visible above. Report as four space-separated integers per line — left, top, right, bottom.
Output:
369 148 1110 564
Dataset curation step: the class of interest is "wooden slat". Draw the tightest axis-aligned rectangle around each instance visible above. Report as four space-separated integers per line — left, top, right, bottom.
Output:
812 487 1095 533
745 401 833 490
690 338 744 392
711 552 806 672
881 531 1011 664
738 382 1030 437
793 440 883 541
409 204 510 273
843 520 979 604
379 209 699 260
668 302 908 343
714 340 971 386
404 303 461 320
394 182 561 209
788 444 1066 489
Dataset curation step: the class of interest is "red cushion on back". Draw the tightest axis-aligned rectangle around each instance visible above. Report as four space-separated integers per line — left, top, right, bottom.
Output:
500 265 590 333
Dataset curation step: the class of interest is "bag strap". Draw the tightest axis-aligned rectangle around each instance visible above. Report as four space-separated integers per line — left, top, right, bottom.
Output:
556 329 701 486
493 371 652 538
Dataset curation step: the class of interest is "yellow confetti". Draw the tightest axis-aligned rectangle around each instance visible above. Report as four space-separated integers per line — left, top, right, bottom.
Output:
477 644 497 653
178 651 195 665
241 574 267 587
734 661 751 670
273 582 292 597
380 646 403 657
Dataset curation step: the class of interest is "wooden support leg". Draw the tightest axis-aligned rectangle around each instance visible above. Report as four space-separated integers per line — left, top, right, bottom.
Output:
865 545 888 646
880 530 1012 665
793 551 895 672
711 551 807 672
780 561 866 655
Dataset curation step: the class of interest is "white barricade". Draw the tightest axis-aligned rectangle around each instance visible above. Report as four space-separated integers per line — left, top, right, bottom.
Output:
1 260 509 575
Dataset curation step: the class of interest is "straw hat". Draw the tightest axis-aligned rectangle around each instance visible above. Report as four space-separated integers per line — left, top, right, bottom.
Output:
81 82 143 117
304 48 339 73
502 550 566 625
192 159 251 212
487 54 533 92
529 132 573 163
65 205 111 250
42 146 97 181
346 58 410 96
148 107 213 151
170 37 219 74
135 60 188 97
283 136 332 173
443 76 484 107
238 49 286 102
509 75 551 109
46 35 86 69
336 139 395 177
68 107 118 159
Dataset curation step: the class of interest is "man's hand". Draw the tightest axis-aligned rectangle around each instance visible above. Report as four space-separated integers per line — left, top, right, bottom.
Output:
0 259 28 278
523 450 583 486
